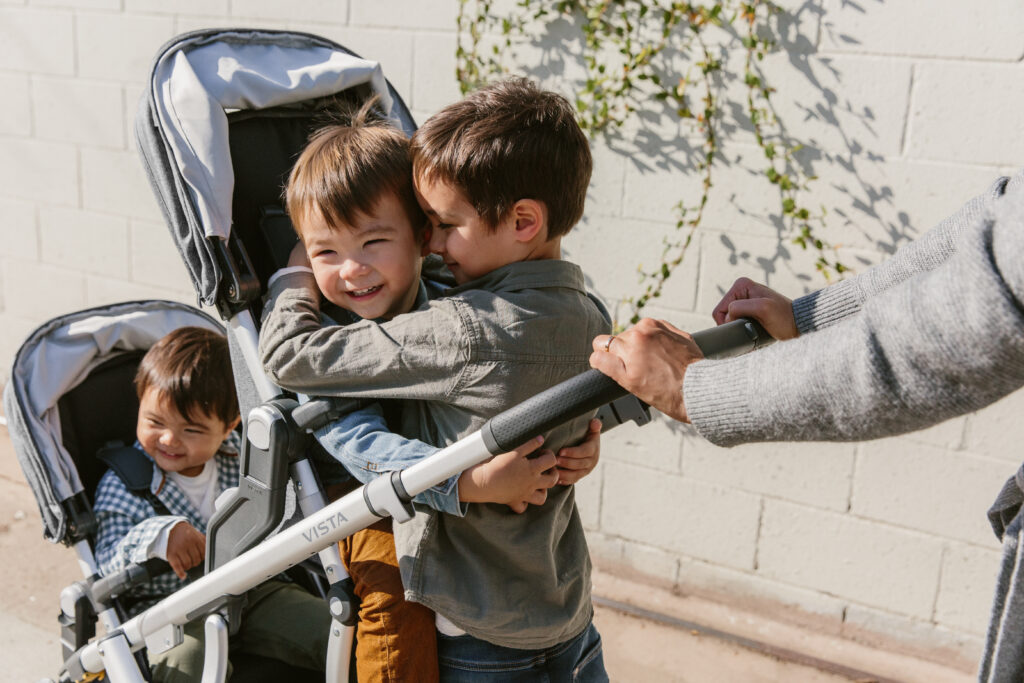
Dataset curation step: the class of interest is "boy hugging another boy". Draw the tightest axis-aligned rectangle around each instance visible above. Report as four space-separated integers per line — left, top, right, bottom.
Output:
260 78 610 681
93 327 329 682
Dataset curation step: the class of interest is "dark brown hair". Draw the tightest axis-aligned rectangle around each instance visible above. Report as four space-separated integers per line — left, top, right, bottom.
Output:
410 77 592 239
134 326 238 426
286 98 425 239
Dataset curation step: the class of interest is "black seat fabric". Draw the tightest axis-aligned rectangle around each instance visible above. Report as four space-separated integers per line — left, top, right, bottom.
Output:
57 350 146 505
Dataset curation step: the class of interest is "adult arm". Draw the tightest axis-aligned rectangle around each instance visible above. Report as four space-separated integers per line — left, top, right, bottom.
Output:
685 183 1024 446
791 173 1013 334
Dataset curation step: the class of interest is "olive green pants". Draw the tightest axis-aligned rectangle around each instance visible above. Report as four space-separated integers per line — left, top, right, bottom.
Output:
148 580 330 682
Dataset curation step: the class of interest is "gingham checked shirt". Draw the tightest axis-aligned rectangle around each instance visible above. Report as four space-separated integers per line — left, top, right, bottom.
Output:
93 438 240 613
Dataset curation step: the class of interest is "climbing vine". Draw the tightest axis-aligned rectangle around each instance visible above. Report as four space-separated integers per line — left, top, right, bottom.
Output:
456 0 846 325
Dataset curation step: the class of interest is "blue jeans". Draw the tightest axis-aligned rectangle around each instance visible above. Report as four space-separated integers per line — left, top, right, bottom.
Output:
437 623 608 682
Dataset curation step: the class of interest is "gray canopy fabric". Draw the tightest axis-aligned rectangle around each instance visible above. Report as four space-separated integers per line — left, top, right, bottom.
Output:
3 301 221 542
136 29 416 307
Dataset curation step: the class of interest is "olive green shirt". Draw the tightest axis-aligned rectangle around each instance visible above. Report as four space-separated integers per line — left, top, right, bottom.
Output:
259 259 611 648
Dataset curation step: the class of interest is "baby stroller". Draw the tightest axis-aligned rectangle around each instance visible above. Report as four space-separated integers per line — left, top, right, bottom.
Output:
1 300 321 681
6 27 770 682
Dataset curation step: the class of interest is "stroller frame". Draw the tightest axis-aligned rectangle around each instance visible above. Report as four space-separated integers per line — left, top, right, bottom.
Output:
10 27 773 683
62 316 767 683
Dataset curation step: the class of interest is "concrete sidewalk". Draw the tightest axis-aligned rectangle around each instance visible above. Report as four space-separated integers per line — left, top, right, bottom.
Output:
0 423 972 682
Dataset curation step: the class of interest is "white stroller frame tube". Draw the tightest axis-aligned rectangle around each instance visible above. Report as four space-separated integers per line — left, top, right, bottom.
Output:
70 318 770 680
229 309 353 683
75 430 490 676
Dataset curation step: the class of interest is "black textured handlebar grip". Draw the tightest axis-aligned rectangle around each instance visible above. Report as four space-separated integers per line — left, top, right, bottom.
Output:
481 369 628 454
479 318 773 454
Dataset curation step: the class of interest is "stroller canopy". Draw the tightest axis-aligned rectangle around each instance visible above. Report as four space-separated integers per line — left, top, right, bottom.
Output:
3 301 221 542
136 29 416 307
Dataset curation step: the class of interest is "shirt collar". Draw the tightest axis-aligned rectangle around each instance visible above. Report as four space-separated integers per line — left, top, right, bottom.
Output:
446 260 587 296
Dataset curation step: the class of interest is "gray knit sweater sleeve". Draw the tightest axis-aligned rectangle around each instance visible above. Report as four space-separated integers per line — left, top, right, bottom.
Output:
685 171 1024 446
792 174 1011 334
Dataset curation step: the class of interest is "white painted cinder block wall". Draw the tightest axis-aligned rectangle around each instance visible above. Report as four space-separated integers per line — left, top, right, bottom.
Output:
2 0 1022 667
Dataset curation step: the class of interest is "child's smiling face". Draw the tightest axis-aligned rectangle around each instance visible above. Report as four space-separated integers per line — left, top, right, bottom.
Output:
414 177 515 285
136 388 236 477
302 191 427 321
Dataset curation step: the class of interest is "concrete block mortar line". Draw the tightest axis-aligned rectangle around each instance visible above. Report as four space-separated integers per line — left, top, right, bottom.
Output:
846 443 861 513
930 543 948 623
815 44 1024 64
810 0 823 51
774 481 999 551
899 62 917 158
692 221 704 319
74 145 83 212
125 207 135 281
70 9 80 77
26 75 37 138
752 495 765 571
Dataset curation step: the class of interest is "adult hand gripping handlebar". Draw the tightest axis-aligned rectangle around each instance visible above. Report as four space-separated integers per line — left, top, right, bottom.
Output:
480 318 772 454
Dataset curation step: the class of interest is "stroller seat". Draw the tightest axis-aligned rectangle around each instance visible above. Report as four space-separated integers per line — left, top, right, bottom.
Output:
3 300 323 682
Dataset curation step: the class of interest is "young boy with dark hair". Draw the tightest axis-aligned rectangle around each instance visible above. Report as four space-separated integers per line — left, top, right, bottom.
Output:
93 326 330 682
266 98 600 682
261 79 610 680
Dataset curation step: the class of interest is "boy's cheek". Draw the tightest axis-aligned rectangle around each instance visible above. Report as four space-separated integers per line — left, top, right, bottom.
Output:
310 268 337 302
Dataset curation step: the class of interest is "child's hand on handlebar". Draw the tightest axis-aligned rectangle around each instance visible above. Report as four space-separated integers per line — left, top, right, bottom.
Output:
555 418 601 485
712 277 798 341
458 435 559 513
166 521 206 579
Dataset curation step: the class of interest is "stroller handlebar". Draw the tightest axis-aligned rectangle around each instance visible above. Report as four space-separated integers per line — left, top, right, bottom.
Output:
479 317 773 453
91 558 172 606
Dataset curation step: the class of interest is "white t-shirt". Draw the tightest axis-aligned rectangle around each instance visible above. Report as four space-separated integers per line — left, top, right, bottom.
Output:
151 459 219 559
167 460 220 521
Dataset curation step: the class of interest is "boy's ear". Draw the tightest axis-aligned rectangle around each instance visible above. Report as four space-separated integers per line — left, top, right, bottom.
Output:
510 199 547 243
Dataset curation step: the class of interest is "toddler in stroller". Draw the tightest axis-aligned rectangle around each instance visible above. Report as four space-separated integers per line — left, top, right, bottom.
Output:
92 325 330 681
3 301 321 682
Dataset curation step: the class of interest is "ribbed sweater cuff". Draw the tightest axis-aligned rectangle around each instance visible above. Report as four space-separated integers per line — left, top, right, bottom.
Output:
791 277 864 334
684 356 758 448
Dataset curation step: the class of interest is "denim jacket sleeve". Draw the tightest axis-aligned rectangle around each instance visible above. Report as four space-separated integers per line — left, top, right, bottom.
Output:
259 271 467 401
313 404 465 516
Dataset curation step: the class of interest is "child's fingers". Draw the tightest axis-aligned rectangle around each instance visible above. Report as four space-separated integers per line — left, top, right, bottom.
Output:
556 455 591 470
169 555 188 579
540 467 560 489
530 450 558 473
507 501 528 514
527 488 549 507
556 464 592 486
556 462 593 486
510 435 546 458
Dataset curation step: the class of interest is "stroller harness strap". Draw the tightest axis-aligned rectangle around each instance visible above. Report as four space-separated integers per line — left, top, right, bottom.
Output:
97 443 172 517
